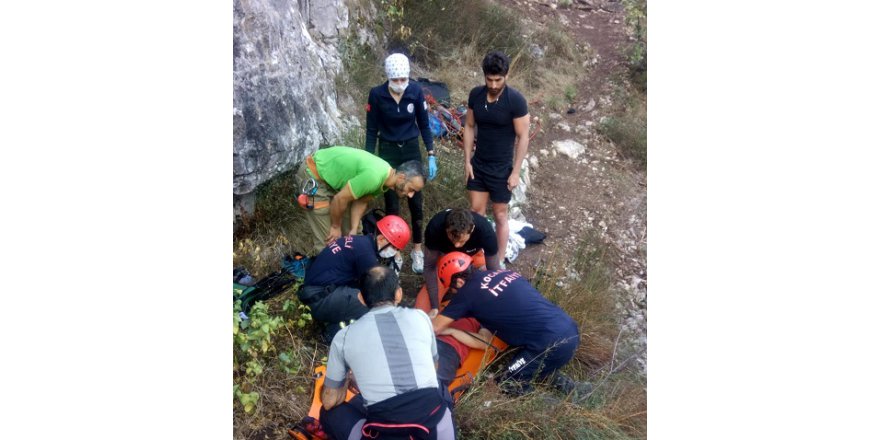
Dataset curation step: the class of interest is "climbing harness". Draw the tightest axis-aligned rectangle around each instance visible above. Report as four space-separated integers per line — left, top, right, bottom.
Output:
297 177 319 210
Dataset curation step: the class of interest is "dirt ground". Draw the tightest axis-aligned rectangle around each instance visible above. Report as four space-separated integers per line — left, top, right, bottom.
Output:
398 0 647 370
394 0 647 370
493 0 647 368
235 3 645 438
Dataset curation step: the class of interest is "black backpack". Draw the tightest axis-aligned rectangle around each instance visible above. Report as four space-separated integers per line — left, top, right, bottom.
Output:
361 208 387 237
234 270 299 316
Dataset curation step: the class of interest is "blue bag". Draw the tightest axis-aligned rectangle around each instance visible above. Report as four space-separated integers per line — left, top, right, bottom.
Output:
428 112 447 138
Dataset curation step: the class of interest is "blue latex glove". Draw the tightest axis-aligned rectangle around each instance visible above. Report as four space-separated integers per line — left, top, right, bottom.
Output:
427 155 438 181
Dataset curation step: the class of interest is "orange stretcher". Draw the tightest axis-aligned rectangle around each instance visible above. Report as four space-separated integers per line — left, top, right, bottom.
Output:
307 337 507 419
445 334 508 402
307 365 355 419
307 272 506 419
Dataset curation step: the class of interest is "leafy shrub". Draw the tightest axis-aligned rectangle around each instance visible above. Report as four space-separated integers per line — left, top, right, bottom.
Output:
234 301 285 375
598 91 647 168
340 39 383 100
233 1 645 436
565 84 578 106
233 299 300 414
622 0 647 92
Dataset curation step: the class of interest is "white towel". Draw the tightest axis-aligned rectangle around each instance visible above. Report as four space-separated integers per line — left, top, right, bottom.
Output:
489 218 535 263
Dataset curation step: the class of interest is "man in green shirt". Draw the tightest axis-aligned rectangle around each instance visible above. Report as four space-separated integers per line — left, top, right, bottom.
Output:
296 146 426 253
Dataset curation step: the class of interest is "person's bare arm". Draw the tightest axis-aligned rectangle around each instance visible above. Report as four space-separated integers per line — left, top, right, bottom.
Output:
320 376 350 410
348 195 372 236
463 109 476 183
423 247 442 316
327 183 357 245
508 114 531 191
439 327 494 350
477 327 493 344
432 314 455 334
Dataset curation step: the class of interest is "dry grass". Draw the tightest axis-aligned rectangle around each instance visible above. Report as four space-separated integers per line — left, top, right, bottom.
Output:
233 142 646 439
335 0 589 116
233 169 312 278
234 1 645 438
453 369 644 439
233 294 326 440
598 87 647 169
400 0 531 70
336 30 384 108
449 230 646 439
396 0 584 109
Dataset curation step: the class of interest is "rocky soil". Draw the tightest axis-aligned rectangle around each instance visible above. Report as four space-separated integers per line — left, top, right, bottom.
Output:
500 0 647 372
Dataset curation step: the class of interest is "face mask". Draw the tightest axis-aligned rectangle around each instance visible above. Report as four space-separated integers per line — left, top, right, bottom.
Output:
389 80 409 94
379 245 398 259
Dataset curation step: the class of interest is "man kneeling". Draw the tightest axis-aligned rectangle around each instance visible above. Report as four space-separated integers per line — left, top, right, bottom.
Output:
298 214 411 343
320 266 455 440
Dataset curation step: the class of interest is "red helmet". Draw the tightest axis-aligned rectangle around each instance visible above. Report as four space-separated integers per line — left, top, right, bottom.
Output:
376 215 411 250
438 252 472 289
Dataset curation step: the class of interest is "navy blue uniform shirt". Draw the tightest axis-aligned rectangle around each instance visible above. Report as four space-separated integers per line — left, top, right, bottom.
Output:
365 81 434 153
303 235 378 288
440 270 577 351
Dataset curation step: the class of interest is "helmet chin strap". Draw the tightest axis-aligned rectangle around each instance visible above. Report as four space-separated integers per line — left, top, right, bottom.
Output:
377 236 397 258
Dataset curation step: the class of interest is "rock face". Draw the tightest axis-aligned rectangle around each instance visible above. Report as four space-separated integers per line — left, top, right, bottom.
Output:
233 0 353 210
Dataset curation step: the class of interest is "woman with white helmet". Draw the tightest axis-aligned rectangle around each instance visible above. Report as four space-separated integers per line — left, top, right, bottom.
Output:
364 52 438 275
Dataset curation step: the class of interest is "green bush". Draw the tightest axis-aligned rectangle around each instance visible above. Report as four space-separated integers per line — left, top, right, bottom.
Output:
233 1 646 436
233 300 286 414
598 92 647 169
233 294 317 425
337 32 383 106
623 0 647 92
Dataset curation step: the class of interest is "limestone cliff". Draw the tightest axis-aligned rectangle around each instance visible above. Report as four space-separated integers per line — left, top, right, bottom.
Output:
233 0 367 213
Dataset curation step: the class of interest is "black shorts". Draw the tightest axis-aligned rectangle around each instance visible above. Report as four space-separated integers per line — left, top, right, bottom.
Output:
467 160 513 204
304 285 369 343
436 340 461 406
436 340 462 384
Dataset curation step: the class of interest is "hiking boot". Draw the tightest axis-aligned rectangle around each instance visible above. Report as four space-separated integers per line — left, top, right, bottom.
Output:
551 372 593 404
411 249 424 274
